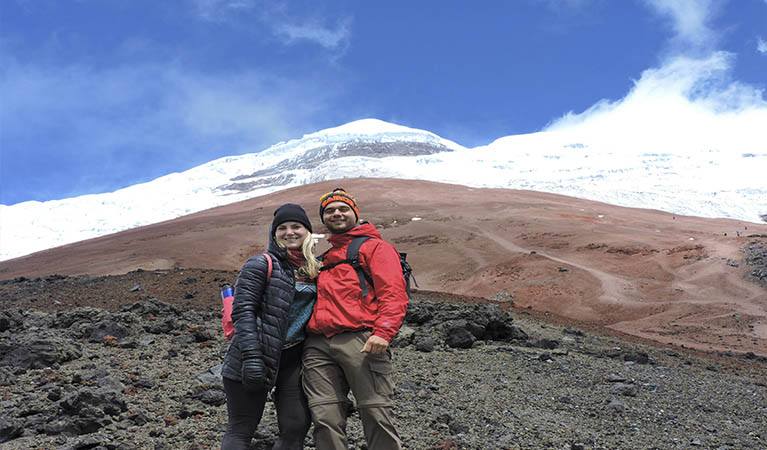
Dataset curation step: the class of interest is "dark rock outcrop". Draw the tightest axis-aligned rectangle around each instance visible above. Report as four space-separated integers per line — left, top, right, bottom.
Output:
0 336 82 369
744 242 767 285
404 301 528 349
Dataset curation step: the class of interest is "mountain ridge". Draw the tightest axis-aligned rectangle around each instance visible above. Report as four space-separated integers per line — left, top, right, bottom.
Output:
2 118 765 261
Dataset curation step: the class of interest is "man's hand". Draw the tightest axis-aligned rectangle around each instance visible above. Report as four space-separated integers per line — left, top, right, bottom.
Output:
360 334 389 354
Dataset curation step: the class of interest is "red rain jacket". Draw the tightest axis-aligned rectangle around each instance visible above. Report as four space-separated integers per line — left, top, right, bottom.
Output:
307 222 408 342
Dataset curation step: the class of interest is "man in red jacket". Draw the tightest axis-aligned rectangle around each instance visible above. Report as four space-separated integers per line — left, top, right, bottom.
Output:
303 188 408 450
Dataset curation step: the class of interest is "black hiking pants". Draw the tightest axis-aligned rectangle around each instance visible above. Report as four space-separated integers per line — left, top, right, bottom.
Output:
221 343 310 450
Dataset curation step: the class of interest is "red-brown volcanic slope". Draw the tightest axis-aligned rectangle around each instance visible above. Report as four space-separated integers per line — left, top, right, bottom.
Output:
2 178 766 356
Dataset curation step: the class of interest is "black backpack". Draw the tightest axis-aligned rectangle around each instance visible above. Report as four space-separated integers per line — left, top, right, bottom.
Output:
319 236 418 298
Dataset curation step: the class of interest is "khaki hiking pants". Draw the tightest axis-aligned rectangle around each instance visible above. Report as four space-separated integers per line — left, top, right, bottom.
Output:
302 330 402 450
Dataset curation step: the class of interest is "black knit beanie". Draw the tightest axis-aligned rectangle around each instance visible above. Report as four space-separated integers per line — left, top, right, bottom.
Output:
271 203 313 236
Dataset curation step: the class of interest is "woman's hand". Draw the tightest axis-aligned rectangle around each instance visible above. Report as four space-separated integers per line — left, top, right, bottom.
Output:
241 350 266 391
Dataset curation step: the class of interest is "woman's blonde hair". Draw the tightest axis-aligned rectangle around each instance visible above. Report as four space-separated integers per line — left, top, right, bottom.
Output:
276 232 321 278
299 233 321 278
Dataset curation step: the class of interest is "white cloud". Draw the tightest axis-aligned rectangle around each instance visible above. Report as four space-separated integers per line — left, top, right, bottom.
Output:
544 0 767 160
643 0 718 53
758 37 767 54
191 0 257 22
273 17 352 50
547 52 766 138
0 57 336 196
189 0 352 51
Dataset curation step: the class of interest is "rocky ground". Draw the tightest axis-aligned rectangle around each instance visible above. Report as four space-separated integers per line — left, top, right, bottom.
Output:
1 270 766 450
744 239 767 287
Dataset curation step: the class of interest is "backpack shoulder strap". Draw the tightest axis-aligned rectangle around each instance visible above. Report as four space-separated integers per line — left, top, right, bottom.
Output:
346 236 372 264
317 236 376 297
346 236 373 297
263 253 273 282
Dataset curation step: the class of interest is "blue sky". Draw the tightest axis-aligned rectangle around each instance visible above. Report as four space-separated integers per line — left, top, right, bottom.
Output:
1 0 766 206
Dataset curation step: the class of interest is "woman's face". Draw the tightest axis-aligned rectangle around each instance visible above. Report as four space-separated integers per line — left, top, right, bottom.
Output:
275 221 309 250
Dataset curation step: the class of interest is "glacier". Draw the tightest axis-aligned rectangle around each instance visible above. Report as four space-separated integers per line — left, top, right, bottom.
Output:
2 118 766 262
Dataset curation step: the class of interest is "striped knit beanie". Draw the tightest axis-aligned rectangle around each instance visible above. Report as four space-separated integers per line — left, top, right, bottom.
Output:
319 188 359 223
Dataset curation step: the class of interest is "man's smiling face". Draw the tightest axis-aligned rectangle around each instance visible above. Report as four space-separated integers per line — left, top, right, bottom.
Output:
322 201 358 234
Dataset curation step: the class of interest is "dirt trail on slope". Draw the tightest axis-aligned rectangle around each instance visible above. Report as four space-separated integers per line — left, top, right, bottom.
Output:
476 227 644 311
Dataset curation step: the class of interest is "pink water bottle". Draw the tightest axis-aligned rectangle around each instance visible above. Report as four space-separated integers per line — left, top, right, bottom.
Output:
221 284 235 339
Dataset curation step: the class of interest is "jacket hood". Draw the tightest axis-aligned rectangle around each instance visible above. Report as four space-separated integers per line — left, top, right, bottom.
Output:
328 221 382 248
267 232 289 261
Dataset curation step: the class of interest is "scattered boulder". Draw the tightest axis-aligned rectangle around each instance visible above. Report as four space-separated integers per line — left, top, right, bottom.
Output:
405 302 436 325
529 339 559 350
187 385 226 406
196 364 223 385
0 309 24 332
96 374 126 394
0 336 82 369
448 421 469 435
84 316 138 343
624 351 651 364
391 325 416 348
132 378 156 389
59 387 128 434
605 373 627 383
188 326 214 343
606 397 625 414
145 317 180 334
121 298 181 318
414 336 436 352
0 419 24 444
611 383 638 397
52 308 107 330
445 323 475 349
563 327 585 336
451 303 518 341
0 367 18 386
127 410 151 426
66 434 114 450
170 333 196 346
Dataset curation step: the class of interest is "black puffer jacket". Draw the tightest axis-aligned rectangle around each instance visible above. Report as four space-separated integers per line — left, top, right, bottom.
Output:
221 235 296 388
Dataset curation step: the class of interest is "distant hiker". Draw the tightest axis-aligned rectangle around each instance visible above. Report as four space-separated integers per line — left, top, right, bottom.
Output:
220 203 321 450
303 188 408 450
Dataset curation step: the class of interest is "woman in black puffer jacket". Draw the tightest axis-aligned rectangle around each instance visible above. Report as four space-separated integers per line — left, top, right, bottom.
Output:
221 204 320 450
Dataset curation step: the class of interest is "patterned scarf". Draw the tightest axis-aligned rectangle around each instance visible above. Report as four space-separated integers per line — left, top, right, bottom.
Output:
286 249 305 269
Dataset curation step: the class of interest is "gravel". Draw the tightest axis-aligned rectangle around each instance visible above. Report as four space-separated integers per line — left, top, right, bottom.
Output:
1 272 765 449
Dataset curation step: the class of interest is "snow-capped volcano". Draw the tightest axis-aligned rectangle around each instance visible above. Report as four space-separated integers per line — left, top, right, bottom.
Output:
0 119 462 261
2 118 766 261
